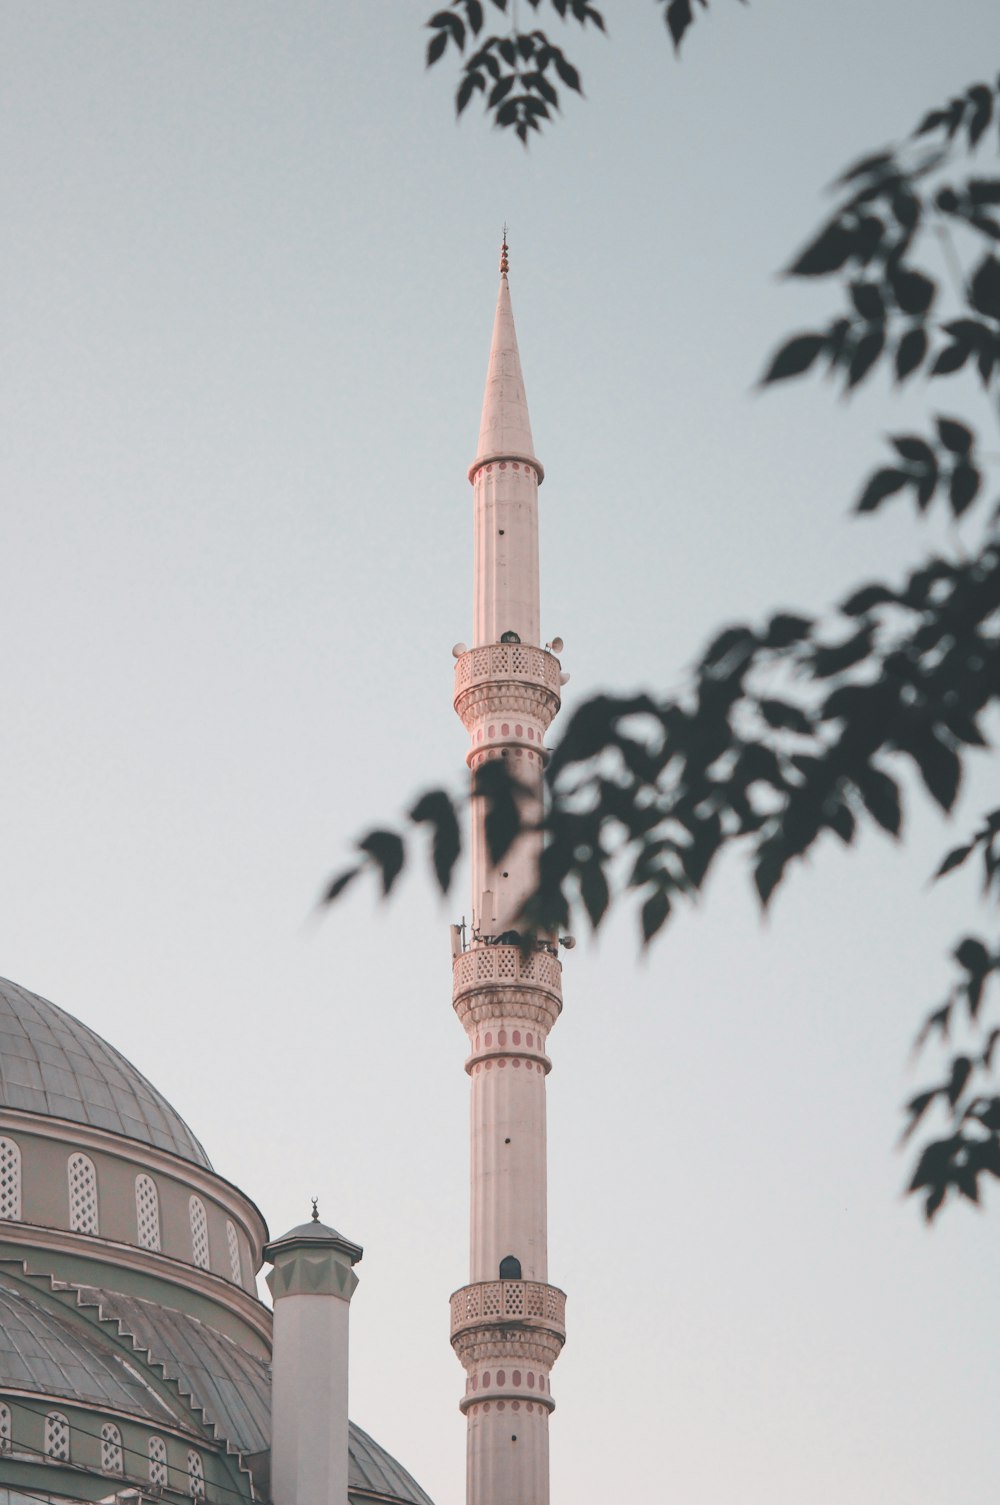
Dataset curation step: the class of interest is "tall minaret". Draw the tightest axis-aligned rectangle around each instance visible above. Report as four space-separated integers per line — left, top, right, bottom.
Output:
449 239 567 1505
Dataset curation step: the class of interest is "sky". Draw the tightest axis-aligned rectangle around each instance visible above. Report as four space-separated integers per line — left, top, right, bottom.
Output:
2 3 999 1503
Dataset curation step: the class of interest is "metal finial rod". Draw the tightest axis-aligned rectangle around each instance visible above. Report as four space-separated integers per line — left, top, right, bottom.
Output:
500 225 509 278
311 1197 319 1223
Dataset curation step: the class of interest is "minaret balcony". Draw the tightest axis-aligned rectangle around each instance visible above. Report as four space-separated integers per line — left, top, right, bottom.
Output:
450 1278 567 1359
453 944 562 1031
454 644 561 733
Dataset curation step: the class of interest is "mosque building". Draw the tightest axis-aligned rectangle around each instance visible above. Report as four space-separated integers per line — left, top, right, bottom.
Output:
0 243 563 1505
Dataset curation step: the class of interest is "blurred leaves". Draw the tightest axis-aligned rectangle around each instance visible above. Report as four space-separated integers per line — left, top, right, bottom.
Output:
425 0 742 138
327 68 1000 1219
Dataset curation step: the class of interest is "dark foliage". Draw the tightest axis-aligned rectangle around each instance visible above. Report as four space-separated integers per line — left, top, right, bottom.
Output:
424 0 741 140
329 76 1000 1220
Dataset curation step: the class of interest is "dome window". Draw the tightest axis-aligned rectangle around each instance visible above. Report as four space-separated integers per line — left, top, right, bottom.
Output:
0 1402 10 1454
148 1434 168 1487
44 1410 70 1461
189 1195 210 1270
0 1137 21 1221
226 1218 242 1285
499 1254 522 1280
187 1448 205 1498
101 1422 123 1475
67 1152 99 1235
135 1174 161 1251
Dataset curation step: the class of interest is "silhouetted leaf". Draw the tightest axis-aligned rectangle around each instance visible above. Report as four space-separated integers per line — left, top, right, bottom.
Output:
322 867 360 905
935 843 973 879
848 329 885 387
427 29 450 65
841 582 897 616
856 467 908 512
936 416 973 453
641 888 671 943
761 333 825 384
955 937 990 975
665 0 693 48
892 434 935 467
890 266 935 314
854 765 902 835
904 730 961 812
359 830 406 895
950 462 981 516
946 1055 973 1106
970 253 1000 316
409 789 462 894
788 220 857 276
579 860 610 929
763 613 813 648
895 327 928 380
851 282 884 320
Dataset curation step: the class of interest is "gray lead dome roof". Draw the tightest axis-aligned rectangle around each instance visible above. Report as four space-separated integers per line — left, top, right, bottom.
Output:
0 976 211 1168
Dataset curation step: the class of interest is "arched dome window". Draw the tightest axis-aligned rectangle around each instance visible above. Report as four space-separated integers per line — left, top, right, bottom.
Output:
0 1402 11 1454
189 1195 210 1269
44 1410 70 1461
101 1421 123 1474
135 1174 161 1251
0 1137 21 1221
187 1448 205 1498
226 1218 241 1284
67 1151 99 1234
499 1254 522 1280
148 1434 168 1487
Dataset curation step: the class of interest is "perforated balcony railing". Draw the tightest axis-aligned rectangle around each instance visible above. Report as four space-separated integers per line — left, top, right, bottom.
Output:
452 945 562 1004
454 643 560 697
450 1279 566 1340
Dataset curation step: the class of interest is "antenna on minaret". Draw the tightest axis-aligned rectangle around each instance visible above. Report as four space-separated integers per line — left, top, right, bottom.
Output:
500 227 509 278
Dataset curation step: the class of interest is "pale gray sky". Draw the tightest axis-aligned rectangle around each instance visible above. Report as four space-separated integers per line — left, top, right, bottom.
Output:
2 4 998 1503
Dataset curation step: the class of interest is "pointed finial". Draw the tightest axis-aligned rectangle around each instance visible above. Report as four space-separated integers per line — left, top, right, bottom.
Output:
500 227 509 279
311 1197 319 1223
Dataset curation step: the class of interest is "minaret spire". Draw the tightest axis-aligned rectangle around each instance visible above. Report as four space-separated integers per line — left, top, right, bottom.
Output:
449 243 567 1505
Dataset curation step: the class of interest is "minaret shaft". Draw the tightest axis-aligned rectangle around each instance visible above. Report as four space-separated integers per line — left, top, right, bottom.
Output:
450 247 565 1505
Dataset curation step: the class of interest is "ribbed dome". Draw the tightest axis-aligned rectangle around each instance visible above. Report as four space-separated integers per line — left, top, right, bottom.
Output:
0 976 211 1168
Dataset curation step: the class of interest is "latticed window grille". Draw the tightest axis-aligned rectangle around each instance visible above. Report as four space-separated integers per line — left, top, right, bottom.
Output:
226 1219 241 1284
0 1402 11 1453
67 1153 99 1234
101 1422 123 1474
189 1195 210 1269
148 1434 168 1487
187 1448 205 1498
0 1137 21 1221
44 1411 69 1461
135 1174 161 1251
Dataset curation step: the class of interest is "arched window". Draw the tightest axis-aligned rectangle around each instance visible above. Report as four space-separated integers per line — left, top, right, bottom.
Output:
189 1195 209 1269
101 1421 123 1474
44 1411 70 1461
187 1448 205 1498
499 1254 522 1280
148 1434 168 1487
0 1137 21 1221
0 1402 11 1453
67 1152 99 1234
226 1219 241 1285
135 1174 161 1251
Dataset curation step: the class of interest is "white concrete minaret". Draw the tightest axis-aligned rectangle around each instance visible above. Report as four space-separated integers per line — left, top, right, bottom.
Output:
449 239 566 1505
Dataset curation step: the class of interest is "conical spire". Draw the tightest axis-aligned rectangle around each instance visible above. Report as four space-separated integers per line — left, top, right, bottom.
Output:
470 236 542 479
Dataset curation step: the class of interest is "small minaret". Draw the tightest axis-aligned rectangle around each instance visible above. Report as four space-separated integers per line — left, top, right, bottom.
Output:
449 239 567 1505
266 1203 363 1505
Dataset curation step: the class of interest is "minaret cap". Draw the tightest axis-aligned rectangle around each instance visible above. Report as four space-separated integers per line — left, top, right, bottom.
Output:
469 235 544 483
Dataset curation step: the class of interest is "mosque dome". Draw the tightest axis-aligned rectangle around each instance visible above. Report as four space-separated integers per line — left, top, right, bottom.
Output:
0 975 211 1167
0 976 436 1505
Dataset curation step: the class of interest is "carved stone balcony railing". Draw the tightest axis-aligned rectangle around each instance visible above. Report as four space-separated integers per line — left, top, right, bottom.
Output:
450 1279 566 1344
453 644 561 732
453 945 562 1015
